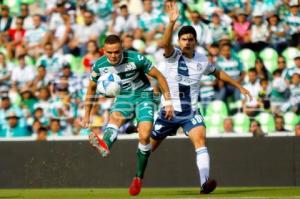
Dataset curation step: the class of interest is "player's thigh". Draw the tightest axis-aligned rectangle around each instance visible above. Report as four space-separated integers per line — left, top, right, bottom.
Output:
150 138 163 152
151 116 180 142
135 99 155 123
110 97 135 121
182 114 206 149
137 121 153 144
108 111 126 127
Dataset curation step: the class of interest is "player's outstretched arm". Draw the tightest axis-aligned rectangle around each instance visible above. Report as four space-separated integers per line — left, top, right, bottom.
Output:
148 67 174 120
213 69 253 101
81 80 97 128
161 1 179 58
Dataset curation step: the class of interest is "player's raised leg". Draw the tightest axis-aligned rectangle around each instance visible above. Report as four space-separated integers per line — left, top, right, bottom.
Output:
188 125 217 194
89 111 125 157
129 121 152 196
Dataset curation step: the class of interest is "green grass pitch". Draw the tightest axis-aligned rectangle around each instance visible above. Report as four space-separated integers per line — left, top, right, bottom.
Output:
1 187 300 199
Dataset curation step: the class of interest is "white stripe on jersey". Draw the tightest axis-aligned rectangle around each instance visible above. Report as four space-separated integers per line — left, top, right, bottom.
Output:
159 48 216 112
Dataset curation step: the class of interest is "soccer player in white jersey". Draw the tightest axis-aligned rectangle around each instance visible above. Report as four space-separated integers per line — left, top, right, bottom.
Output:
151 2 252 194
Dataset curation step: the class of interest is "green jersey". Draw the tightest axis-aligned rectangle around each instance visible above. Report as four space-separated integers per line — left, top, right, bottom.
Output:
90 50 154 95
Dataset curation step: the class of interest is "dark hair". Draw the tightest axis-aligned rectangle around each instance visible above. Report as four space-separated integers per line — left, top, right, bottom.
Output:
178 26 197 40
260 78 268 84
248 68 257 73
105 35 122 44
220 42 231 49
251 119 261 127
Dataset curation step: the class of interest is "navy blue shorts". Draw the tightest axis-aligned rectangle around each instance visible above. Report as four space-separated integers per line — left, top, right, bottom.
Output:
151 110 206 140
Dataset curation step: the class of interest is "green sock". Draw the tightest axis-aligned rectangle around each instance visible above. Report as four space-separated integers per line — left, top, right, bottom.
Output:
102 126 118 149
135 143 151 179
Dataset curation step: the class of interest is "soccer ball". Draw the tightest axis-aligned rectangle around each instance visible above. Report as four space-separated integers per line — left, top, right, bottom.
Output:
96 73 121 97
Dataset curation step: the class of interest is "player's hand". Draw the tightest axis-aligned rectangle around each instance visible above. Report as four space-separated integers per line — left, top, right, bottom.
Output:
81 115 90 128
164 104 174 120
166 1 179 23
239 87 253 101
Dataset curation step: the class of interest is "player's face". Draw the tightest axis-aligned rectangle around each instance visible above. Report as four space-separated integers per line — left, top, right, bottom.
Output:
178 34 196 54
104 43 123 65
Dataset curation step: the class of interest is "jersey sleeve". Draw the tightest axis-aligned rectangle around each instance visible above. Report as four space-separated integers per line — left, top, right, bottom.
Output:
164 47 181 63
203 61 216 75
136 53 154 73
90 63 101 83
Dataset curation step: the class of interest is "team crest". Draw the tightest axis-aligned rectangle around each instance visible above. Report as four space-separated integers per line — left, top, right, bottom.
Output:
197 63 203 71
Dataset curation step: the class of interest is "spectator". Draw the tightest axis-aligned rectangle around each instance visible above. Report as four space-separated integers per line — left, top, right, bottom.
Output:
82 40 101 72
208 12 231 45
51 13 72 52
277 55 287 74
254 58 271 80
23 14 48 59
11 3 33 30
7 16 26 59
284 53 300 83
223 117 235 133
270 69 289 113
0 111 30 137
11 54 35 90
0 52 12 92
247 10 269 52
31 65 51 93
200 53 217 113
19 87 37 114
284 2 300 47
36 43 65 78
217 0 243 16
110 3 138 35
34 87 51 115
281 73 300 113
242 68 261 116
274 114 289 132
138 0 161 43
188 10 212 52
267 12 288 53
65 9 105 56
232 9 250 48
48 1 66 33
48 118 63 137
37 126 47 141
249 119 265 137
258 78 271 110
122 34 137 51
0 5 13 33
295 123 300 136
216 43 245 102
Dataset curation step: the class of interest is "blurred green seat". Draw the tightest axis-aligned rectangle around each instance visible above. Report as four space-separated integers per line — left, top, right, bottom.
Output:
282 47 299 68
255 112 275 133
205 113 224 134
284 112 299 131
64 54 84 75
259 48 278 73
238 48 256 71
233 112 250 133
206 100 228 117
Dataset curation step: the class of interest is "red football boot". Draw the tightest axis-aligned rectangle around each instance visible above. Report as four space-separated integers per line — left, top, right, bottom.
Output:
129 177 142 196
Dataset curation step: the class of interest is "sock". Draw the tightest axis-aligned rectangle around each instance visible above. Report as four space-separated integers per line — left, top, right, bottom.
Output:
135 143 151 179
102 124 118 149
196 147 210 187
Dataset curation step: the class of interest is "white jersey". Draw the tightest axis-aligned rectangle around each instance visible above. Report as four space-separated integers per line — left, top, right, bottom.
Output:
160 48 216 114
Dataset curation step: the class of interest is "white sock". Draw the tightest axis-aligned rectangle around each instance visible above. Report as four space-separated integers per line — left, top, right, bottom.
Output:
196 147 210 187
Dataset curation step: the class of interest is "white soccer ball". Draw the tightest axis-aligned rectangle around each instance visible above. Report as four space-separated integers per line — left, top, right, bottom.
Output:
96 73 121 97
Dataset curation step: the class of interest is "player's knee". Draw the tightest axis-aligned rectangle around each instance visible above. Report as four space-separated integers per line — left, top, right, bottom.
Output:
138 133 150 144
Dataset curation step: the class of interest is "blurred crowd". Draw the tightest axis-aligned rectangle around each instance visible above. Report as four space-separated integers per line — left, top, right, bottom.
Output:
0 0 299 140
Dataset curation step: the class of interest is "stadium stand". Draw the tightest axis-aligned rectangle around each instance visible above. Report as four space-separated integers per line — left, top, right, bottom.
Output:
0 0 299 140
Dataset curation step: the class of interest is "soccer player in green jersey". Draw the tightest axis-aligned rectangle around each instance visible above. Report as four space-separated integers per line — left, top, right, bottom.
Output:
81 35 174 196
